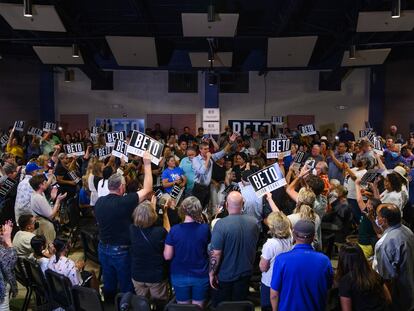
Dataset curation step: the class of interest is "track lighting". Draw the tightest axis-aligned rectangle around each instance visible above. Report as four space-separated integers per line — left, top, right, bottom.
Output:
72 44 80 58
349 45 356 60
23 0 32 17
208 4 215 22
391 0 401 18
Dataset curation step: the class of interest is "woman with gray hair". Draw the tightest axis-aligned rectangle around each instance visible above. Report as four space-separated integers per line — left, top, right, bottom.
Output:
259 211 292 311
164 196 210 307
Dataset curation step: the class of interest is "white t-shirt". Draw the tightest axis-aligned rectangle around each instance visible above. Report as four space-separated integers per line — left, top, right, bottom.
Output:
97 179 110 198
381 190 404 212
88 174 99 206
344 168 367 200
261 237 292 286
31 193 53 219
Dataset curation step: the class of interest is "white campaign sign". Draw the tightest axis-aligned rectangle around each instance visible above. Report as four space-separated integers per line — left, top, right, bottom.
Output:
127 131 164 165
300 124 316 136
203 108 220 122
266 139 291 158
247 163 287 197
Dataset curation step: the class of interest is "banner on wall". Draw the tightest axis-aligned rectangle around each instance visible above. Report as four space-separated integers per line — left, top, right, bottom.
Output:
95 118 145 133
228 119 272 136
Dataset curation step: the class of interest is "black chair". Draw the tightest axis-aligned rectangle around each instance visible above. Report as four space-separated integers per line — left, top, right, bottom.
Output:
45 269 75 310
23 257 52 309
216 301 255 311
72 285 104 311
165 303 202 311
115 292 151 311
80 229 102 279
14 257 32 311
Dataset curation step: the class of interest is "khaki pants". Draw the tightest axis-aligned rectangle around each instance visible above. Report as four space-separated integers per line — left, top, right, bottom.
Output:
132 279 169 301
36 217 56 244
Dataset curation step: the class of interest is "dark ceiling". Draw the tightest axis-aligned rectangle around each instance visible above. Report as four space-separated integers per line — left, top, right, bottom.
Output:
0 0 414 81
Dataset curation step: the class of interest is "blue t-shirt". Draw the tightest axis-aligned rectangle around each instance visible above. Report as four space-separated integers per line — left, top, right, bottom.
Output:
383 150 404 169
161 167 185 193
165 222 210 277
79 188 90 205
271 244 333 311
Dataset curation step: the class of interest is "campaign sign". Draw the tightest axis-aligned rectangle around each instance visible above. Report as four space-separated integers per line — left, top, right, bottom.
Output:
271 116 284 126
91 126 102 134
68 171 81 184
293 151 306 164
13 121 25 132
228 119 272 136
95 118 145 133
367 131 376 144
0 134 9 146
105 131 126 147
63 143 85 157
28 127 43 137
247 163 287 197
359 129 370 138
300 124 316 136
0 178 17 198
266 139 291 159
127 131 164 165
373 137 383 156
361 169 380 186
43 121 57 133
95 146 112 160
111 139 129 162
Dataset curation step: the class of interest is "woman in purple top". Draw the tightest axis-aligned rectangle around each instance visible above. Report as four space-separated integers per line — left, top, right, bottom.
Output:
164 197 210 308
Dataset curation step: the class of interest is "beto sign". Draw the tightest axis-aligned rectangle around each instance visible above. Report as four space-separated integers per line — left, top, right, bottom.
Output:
112 139 129 162
266 139 291 159
127 131 164 165
247 163 287 197
63 143 85 157
105 131 126 147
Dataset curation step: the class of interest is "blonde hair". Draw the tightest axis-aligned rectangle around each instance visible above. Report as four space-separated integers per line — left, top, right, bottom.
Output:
37 155 49 168
179 196 204 223
267 211 292 239
132 201 158 228
294 204 316 222
297 188 316 207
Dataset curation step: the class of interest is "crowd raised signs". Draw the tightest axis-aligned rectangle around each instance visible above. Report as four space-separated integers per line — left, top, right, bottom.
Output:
111 139 129 162
28 127 43 137
105 131 126 147
0 178 17 198
13 121 25 132
247 163 287 197
95 146 112 160
300 124 316 136
266 139 291 158
43 121 57 133
63 143 85 157
127 131 164 165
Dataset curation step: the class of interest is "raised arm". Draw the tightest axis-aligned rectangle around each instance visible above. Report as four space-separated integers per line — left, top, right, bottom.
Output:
137 151 153 203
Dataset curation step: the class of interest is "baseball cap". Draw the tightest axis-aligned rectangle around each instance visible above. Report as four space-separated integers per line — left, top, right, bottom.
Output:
320 136 328 141
25 162 43 174
293 219 315 239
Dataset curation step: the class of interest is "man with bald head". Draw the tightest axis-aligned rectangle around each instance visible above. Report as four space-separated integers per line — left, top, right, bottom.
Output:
209 191 259 307
373 203 414 310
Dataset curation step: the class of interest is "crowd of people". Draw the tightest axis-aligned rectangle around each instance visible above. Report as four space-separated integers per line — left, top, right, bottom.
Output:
0 121 413 311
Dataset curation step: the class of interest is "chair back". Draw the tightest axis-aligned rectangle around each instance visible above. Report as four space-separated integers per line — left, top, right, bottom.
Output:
45 269 74 309
115 292 151 311
216 301 255 311
23 257 50 301
14 256 30 287
80 229 100 264
165 303 202 311
72 285 104 311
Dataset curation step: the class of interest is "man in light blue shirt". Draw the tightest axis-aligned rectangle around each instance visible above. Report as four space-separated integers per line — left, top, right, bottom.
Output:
179 147 197 196
191 134 236 207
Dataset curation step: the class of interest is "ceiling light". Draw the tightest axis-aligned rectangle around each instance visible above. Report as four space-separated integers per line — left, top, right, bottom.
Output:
391 0 401 18
23 0 33 17
208 4 215 22
72 44 80 58
64 69 74 82
349 45 356 60
208 50 214 63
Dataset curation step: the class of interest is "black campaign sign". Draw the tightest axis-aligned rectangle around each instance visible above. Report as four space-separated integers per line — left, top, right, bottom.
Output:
91 126 102 134
247 163 287 197
112 139 128 162
43 121 57 133
266 139 291 159
300 124 316 136
105 131 125 147
0 134 9 146
293 151 306 164
127 131 164 165
271 116 284 125
0 178 17 198
95 146 112 160
28 127 43 137
63 143 85 157
13 121 25 132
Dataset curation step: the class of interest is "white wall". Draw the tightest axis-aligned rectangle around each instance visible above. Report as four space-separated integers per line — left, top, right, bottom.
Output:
55 68 370 133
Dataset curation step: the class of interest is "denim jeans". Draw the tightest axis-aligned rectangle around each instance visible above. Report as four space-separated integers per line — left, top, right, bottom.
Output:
171 274 209 302
98 243 133 298
260 282 272 311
